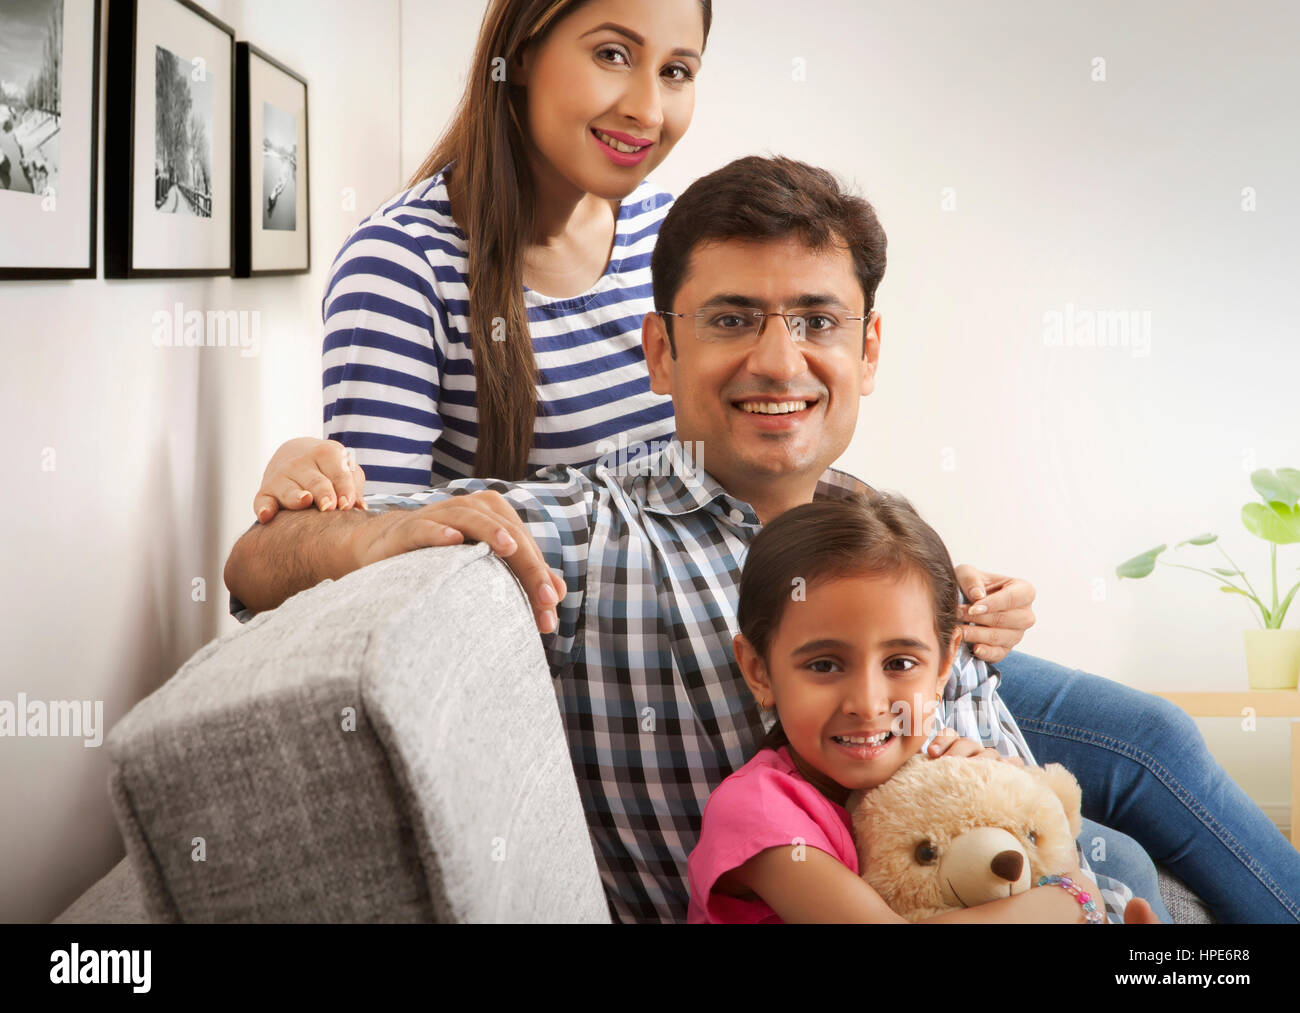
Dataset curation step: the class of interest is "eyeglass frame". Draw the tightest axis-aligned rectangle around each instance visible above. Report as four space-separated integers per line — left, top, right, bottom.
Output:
656 305 876 353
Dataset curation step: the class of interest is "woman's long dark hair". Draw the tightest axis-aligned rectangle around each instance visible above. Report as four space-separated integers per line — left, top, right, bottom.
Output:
736 492 962 755
405 0 714 480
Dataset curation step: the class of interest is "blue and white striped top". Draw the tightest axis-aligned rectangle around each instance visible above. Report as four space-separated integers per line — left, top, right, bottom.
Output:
321 164 678 494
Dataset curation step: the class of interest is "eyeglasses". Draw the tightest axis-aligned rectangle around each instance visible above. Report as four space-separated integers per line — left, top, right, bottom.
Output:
657 306 873 347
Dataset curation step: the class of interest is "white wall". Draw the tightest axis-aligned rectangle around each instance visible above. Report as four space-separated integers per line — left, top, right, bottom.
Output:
3 0 1295 923
0 0 402 922
400 0 1299 820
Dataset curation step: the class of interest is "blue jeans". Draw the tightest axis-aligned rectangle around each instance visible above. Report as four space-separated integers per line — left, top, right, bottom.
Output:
1079 816 1173 923
998 650 1300 923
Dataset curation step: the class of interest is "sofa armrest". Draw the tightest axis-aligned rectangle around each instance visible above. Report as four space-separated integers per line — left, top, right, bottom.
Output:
52 857 150 924
104 542 609 923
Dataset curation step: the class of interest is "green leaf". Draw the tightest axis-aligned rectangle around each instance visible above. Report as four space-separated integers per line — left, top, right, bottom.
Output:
1221 586 1270 624
1241 501 1300 544
1251 468 1300 507
1176 533 1218 547
1211 567 1242 576
1116 545 1166 578
1275 578 1300 628
1275 468 1300 506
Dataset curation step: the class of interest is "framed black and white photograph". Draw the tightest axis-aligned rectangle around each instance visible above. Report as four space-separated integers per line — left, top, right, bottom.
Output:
104 0 233 278
0 0 101 280
235 42 309 277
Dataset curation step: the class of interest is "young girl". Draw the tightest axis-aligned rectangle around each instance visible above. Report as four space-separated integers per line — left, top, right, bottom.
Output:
688 491 1154 924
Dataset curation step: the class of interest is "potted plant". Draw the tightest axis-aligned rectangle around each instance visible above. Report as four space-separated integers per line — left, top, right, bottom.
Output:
1117 468 1300 690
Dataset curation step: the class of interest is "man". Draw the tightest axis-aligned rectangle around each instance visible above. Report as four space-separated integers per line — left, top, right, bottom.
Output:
227 155 1299 923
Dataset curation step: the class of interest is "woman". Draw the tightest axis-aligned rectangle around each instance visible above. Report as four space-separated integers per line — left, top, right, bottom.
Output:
253 0 707 516
247 0 1300 922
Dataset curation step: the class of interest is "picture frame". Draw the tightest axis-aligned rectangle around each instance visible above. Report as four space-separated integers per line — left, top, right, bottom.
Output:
0 0 102 281
103 0 234 278
235 42 309 277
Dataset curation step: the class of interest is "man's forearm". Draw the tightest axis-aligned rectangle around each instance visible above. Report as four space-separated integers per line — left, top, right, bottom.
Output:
223 507 373 615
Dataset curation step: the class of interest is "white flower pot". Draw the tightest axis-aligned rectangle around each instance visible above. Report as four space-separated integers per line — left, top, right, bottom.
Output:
1243 629 1300 690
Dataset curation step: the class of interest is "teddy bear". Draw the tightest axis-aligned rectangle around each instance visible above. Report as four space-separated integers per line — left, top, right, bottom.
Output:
845 753 1086 920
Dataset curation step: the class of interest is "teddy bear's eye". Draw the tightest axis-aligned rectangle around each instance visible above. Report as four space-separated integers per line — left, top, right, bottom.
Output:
1026 829 1038 846
914 840 938 865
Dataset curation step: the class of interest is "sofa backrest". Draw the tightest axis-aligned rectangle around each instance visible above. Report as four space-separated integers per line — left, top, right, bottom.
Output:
106 541 611 923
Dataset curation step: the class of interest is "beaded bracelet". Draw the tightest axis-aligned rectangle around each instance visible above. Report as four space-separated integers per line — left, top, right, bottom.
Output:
1037 874 1105 924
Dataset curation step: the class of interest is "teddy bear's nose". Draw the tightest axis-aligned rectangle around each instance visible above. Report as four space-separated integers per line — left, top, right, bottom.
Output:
990 850 1024 883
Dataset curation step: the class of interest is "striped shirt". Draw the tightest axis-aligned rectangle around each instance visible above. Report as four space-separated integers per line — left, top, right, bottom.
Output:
320 163 677 494
363 439 1131 922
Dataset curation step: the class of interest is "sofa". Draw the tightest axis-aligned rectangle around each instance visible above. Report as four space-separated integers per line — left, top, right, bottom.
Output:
53 541 1215 924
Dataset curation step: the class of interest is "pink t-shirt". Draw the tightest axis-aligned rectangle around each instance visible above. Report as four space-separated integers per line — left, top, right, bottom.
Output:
687 745 859 923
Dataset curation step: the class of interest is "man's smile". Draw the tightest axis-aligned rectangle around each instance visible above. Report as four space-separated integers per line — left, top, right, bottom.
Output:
730 396 822 429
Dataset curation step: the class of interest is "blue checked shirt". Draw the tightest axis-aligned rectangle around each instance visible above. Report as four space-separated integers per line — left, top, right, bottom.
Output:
235 438 1131 922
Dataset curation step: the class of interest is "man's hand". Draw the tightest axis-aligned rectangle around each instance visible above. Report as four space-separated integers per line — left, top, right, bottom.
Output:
926 728 1024 764
225 488 567 629
953 565 1037 663
348 490 567 633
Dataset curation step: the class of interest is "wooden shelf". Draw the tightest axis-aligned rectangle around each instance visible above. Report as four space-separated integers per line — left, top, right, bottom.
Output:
1154 691 1300 847
1155 691 1300 717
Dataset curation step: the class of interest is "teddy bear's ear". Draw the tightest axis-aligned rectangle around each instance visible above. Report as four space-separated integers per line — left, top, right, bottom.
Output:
1033 763 1083 839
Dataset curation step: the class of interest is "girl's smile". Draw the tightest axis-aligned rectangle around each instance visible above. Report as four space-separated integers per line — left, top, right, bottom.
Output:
828 727 899 761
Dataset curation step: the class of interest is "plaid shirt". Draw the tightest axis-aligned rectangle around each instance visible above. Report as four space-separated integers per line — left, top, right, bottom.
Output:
342 438 1143 922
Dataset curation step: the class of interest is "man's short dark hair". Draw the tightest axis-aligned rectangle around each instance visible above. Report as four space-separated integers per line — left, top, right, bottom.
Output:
651 155 888 359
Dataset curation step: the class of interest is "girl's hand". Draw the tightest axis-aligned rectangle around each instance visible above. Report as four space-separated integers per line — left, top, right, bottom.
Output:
1019 868 1102 920
927 729 985 759
1064 867 1106 923
253 437 367 524
979 747 1026 766
1124 897 1160 923
927 729 1025 764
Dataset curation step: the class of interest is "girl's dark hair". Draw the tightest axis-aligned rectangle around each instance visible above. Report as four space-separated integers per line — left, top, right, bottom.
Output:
405 0 714 480
651 155 887 359
736 492 960 754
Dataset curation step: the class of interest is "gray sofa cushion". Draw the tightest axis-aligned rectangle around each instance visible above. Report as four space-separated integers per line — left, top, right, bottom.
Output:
104 541 610 923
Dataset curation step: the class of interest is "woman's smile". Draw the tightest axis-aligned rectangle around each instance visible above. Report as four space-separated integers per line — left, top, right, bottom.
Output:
590 127 654 166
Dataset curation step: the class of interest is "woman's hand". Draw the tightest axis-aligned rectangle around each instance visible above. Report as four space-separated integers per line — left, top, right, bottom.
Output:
926 728 1024 764
254 437 367 523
